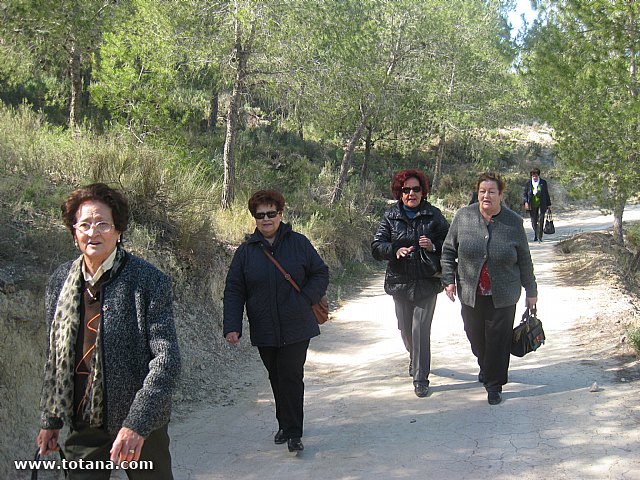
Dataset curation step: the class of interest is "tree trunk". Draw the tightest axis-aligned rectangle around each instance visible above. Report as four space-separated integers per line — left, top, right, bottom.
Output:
330 119 368 205
68 40 82 132
221 16 255 209
208 92 219 131
360 124 373 184
612 197 626 246
431 125 446 193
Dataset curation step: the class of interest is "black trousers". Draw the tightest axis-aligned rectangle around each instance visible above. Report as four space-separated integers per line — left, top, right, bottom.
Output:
258 339 310 439
461 296 516 393
64 421 173 480
529 207 547 240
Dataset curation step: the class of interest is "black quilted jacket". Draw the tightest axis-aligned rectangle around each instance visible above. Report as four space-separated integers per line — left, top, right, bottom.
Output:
223 222 329 347
372 200 450 302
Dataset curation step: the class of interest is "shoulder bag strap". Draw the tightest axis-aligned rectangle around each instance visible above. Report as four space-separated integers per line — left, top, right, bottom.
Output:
261 247 302 293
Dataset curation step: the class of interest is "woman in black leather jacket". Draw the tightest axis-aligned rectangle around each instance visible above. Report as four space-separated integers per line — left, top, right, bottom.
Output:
372 169 449 398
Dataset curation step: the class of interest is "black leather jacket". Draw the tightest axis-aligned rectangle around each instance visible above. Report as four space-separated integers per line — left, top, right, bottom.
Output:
372 200 450 302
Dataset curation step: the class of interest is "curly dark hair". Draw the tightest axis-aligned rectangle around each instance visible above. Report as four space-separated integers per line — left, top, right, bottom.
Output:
475 172 506 193
390 169 430 200
248 189 285 216
61 183 129 235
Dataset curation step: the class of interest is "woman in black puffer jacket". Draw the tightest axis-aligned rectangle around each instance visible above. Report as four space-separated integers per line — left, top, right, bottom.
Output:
372 169 449 398
224 189 329 453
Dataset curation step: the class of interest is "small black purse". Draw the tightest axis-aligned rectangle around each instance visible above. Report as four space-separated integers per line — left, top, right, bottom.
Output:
511 307 546 357
543 210 555 234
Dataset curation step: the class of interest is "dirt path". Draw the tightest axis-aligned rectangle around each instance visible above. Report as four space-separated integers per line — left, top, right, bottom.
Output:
169 207 640 480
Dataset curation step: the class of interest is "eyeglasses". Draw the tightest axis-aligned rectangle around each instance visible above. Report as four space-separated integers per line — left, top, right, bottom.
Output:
73 221 114 234
401 186 422 194
253 211 280 220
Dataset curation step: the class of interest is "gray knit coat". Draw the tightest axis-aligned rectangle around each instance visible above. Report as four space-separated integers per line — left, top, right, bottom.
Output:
40 251 181 437
441 204 537 308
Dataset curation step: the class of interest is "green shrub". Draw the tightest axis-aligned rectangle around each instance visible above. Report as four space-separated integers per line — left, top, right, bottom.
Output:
627 326 640 356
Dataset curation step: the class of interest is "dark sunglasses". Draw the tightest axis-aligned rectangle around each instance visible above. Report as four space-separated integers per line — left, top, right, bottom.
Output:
401 186 422 194
253 210 280 219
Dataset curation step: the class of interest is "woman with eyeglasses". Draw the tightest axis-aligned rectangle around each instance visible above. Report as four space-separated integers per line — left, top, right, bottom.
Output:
441 172 537 405
371 169 449 398
36 183 180 479
223 189 329 453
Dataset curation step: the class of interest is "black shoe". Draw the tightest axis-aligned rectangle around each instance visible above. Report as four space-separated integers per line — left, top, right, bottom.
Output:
287 438 304 452
274 429 286 445
478 371 485 383
533 236 538 242
414 384 429 398
488 391 502 405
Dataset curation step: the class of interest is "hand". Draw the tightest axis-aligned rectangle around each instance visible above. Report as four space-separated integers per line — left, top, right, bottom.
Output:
526 297 537 310
396 246 414 259
36 429 60 456
418 235 433 251
226 332 240 344
445 284 456 302
110 427 145 464
524 202 530 211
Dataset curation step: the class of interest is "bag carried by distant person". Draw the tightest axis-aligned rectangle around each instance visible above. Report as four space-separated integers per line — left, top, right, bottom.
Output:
262 248 329 324
511 307 545 357
543 210 555 235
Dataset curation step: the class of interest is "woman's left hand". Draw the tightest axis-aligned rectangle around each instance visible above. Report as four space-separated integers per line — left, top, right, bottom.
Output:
418 235 433 251
526 297 537 310
110 427 145 464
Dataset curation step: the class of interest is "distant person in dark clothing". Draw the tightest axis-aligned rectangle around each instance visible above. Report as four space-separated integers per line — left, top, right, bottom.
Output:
223 189 329 453
468 191 478 205
522 168 551 242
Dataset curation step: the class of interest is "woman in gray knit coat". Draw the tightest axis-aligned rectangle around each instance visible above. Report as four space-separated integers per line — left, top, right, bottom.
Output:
36 183 180 479
441 172 537 405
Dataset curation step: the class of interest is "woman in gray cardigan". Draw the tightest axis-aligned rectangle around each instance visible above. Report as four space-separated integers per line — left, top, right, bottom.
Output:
37 183 180 479
441 172 537 405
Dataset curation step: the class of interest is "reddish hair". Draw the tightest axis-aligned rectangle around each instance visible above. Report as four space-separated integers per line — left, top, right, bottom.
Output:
390 169 430 200
248 189 286 215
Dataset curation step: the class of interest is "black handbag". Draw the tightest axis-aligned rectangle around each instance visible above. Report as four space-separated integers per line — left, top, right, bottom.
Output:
31 445 67 479
511 307 546 357
419 249 442 278
543 210 555 234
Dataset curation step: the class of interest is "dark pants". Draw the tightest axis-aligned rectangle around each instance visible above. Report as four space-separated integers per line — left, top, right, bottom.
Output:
394 294 438 386
258 339 310 440
64 421 173 480
461 296 516 393
529 207 547 240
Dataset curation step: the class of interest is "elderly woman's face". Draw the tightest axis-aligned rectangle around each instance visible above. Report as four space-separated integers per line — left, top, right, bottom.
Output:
401 177 423 208
478 180 503 215
73 200 121 271
254 203 282 240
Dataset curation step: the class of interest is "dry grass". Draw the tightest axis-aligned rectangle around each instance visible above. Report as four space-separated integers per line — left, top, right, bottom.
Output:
555 231 640 369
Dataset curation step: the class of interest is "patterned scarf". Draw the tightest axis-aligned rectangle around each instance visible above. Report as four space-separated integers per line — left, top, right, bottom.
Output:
40 248 125 427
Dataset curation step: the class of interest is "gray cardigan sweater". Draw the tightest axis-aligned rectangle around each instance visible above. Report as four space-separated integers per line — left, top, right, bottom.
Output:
40 251 181 437
441 204 537 308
